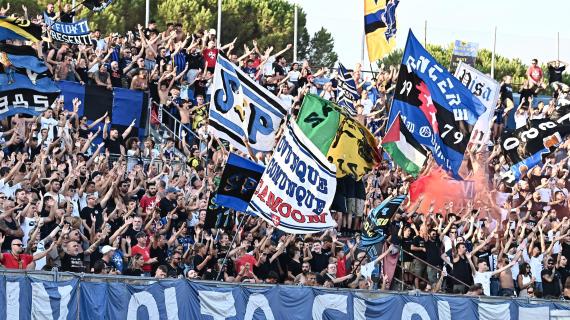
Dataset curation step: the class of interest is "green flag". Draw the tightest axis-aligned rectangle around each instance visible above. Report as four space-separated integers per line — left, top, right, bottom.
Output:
295 94 341 155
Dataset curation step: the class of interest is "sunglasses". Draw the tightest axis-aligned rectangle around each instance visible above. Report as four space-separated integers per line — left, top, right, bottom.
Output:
12 243 23 247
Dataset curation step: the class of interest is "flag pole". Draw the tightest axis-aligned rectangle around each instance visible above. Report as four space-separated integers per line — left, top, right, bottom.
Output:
293 3 298 62
491 26 497 79
557 32 560 61
216 214 247 281
145 0 149 27
217 0 222 47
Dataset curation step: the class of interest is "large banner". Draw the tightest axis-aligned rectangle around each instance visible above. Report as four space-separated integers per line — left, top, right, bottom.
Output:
388 31 485 178
1 276 569 320
454 62 500 143
49 20 91 45
0 71 60 118
247 121 337 234
208 54 288 154
450 40 478 73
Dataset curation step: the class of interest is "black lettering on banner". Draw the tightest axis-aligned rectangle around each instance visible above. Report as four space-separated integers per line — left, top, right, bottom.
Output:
302 102 333 128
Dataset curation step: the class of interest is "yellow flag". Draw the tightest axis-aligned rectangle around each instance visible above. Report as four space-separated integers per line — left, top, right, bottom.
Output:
326 115 381 180
364 0 399 62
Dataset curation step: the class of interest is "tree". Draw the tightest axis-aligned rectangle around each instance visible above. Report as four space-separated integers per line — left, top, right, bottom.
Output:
307 27 338 68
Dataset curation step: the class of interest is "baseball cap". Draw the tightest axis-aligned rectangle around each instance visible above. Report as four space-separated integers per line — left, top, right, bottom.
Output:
165 187 179 194
101 245 116 254
209 28 217 35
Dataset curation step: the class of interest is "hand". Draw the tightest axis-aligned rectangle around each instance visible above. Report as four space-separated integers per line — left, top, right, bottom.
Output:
0 233 4 245
104 116 111 124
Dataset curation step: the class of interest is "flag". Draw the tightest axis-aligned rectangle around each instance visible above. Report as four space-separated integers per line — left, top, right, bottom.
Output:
501 117 570 164
297 94 380 180
0 43 48 74
215 153 265 212
361 195 406 247
382 114 428 177
388 31 486 178
364 0 399 62
501 147 552 185
58 81 148 138
83 0 114 12
336 63 360 116
408 167 475 211
0 16 42 42
208 54 288 154
454 62 500 144
247 121 337 234
0 70 60 118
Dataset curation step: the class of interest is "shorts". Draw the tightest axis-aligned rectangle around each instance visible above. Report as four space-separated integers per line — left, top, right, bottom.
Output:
494 109 504 124
412 259 427 278
426 266 439 285
498 287 515 297
347 198 365 217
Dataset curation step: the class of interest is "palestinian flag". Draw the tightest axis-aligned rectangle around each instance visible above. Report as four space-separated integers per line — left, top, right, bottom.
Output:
382 114 427 177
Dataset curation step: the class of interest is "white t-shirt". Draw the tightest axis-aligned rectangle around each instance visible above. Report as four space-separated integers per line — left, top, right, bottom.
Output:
514 112 528 129
288 70 300 82
22 217 36 248
473 271 493 296
40 117 59 141
523 251 544 283
33 239 47 271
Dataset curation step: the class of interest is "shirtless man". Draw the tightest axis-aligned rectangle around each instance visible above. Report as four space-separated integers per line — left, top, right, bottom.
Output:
497 255 517 296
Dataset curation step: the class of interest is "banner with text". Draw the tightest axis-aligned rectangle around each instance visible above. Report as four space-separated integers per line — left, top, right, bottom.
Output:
49 19 91 45
454 62 500 143
1 276 569 320
208 54 288 154
247 121 337 234
450 40 478 73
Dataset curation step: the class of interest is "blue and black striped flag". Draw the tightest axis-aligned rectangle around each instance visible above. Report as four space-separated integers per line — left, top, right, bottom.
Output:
337 63 360 116
0 16 42 42
0 43 48 74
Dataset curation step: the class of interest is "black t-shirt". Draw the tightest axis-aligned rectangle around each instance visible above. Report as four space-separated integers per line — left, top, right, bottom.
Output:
425 238 443 267
542 268 561 297
273 62 285 76
548 65 565 83
166 264 183 278
452 256 473 287
159 198 177 217
60 11 76 23
124 227 143 246
123 268 143 276
558 267 570 288
108 67 123 88
150 245 168 273
401 236 414 262
500 83 513 105
310 251 330 273
288 259 302 277
80 204 103 235
61 252 86 273
104 136 124 155
412 236 427 261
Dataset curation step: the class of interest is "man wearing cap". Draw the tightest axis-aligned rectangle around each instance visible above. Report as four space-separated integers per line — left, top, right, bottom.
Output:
130 231 157 276
542 257 562 298
97 245 118 274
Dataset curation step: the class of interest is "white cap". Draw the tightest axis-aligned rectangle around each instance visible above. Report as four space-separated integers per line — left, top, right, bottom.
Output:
101 245 116 254
209 28 217 35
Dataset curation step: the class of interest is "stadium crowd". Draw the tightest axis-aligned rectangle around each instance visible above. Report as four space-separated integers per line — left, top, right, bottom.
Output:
0 3 570 300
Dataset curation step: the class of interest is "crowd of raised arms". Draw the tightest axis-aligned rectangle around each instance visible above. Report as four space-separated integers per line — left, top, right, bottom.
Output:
1 2 570 301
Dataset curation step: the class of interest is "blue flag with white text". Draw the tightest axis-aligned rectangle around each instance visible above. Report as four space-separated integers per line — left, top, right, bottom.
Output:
0 70 60 118
388 31 485 178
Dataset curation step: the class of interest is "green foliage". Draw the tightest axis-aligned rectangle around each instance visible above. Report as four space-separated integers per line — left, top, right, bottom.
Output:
379 43 529 83
307 27 338 67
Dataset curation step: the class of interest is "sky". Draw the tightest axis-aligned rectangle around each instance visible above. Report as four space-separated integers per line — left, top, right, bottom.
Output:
298 0 569 70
